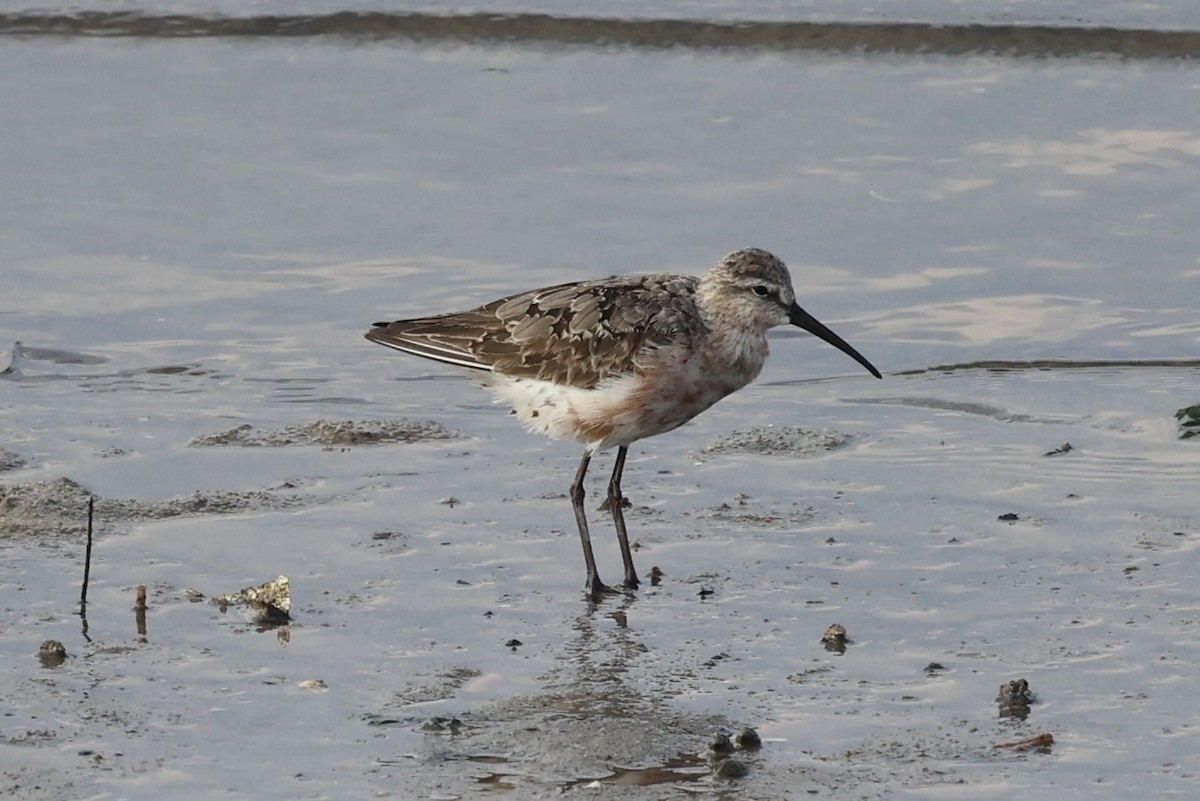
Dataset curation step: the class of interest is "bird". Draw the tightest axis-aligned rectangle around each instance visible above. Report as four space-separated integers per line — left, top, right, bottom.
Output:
365 248 881 602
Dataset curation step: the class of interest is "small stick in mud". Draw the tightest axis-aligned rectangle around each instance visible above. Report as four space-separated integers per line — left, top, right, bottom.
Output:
79 497 94 639
135 584 148 638
80 497 94 605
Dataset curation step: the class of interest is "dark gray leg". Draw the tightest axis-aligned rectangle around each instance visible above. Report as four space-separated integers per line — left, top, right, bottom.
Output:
608 445 639 590
570 451 611 601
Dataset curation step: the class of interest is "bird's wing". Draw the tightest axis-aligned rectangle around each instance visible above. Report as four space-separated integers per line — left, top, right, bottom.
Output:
365 274 701 389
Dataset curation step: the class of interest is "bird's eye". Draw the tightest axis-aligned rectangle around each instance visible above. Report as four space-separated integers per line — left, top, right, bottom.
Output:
752 285 771 297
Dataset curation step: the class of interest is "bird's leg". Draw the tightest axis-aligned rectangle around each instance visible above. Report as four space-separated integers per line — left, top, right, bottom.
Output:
571 450 613 601
608 445 639 590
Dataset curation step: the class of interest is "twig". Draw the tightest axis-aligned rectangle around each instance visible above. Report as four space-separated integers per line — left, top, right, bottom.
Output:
79 497 93 640
80 497 94 606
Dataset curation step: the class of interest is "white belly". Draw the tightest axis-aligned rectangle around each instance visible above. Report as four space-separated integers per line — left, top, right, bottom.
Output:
477 336 766 451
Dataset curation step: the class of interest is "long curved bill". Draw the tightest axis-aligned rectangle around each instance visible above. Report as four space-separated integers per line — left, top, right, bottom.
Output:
788 303 882 379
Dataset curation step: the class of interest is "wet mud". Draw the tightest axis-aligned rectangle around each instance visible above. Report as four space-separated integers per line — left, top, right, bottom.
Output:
699 425 851 457
0 476 307 537
2 10 1199 798
0 419 459 538
188 418 457 448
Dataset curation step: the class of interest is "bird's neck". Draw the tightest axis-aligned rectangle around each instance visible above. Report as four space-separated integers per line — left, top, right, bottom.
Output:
702 318 770 384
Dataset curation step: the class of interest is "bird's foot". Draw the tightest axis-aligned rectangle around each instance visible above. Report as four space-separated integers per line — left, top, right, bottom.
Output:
597 496 632 514
584 578 623 603
621 574 641 591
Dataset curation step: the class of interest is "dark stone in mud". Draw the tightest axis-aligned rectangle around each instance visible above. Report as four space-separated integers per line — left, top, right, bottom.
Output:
713 757 749 778
422 716 463 734
821 623 850 653
733 727 762 750
709 732 734 754
37 640 67 668
0 448 27 473
997 678 1036 719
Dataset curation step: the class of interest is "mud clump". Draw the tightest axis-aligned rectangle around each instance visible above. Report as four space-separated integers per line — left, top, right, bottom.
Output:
189 418 456 448
0 477 96 536
700 425 850 457
0 448 27 473
0 476 305 538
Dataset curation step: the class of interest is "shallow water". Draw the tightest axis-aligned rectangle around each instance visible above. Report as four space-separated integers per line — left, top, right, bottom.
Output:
2 3 1199 798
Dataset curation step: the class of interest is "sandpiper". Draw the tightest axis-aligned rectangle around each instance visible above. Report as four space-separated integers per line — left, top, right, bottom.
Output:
366 248 881 601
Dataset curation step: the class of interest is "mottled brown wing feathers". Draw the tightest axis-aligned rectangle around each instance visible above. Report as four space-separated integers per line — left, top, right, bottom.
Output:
366 274 701 389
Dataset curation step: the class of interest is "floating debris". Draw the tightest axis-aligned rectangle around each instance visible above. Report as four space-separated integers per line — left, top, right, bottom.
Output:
1043 442 1073 456
994 732 1054 752
37 640 67 668
214 575 291 624
505 638 522 651
189 418 456 448
298 679 328 692
997 512 1020 522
